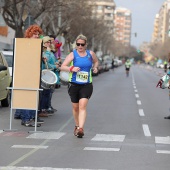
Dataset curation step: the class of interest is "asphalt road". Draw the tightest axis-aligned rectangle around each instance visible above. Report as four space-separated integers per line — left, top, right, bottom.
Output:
0 64 170 170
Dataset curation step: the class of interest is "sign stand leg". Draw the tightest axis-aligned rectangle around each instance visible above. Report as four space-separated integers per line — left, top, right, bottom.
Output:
3 89 17 132
29 90 43 133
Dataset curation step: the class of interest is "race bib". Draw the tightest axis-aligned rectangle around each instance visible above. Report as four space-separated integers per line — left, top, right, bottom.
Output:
76 71 88 83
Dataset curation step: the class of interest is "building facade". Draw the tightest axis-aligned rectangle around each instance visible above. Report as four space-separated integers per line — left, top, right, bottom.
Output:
113 7 132 46
0 8 14 50
152 14 159 43
89 0 116 34
152 0 170 44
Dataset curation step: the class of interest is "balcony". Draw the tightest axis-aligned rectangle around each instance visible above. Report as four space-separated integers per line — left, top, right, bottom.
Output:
104 8 114 14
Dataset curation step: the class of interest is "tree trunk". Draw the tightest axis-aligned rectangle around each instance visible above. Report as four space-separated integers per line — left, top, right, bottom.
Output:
15 26 23 38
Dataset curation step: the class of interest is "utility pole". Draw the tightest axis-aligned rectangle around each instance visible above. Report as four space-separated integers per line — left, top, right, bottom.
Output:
58 0 62 33
58 6 61 28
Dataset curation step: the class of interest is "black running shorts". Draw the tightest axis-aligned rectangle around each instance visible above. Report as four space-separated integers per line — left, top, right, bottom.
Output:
68 82 93 103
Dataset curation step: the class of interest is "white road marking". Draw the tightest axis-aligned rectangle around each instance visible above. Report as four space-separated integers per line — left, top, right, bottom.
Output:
135 94 139 98
7 117 73 167
27 132 65 139
134 89 138 92
133 86 136 89
139 109 145 116
142 124 151 137
0 167 106 170
91 134 125 142
156 150 170 154
137 100 141 105
11 145 48 149
84 147 120 152
155 136 170 144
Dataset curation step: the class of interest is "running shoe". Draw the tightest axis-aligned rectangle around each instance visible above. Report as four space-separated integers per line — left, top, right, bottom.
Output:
77 128 84 138
74 126 79 136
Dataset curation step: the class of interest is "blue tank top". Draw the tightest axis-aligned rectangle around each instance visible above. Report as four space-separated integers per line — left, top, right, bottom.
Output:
69 49 93 84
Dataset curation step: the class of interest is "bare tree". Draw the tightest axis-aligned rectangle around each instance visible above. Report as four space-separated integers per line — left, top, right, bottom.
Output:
2 0 26 37
1 0 116 54
2 0 62 37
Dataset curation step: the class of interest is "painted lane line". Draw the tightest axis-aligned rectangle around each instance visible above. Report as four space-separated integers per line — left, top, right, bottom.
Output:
133 86 136 89
137 100 141 105
134 89 138 92
8 117 73 166
138 109 145 116
156 150 170 154
142 124 151 137
135 94 139 98
155 136 170 144
27 132 65 139
91 134 125 142
11 145 48 149
84 147 120 152
0 167 106 170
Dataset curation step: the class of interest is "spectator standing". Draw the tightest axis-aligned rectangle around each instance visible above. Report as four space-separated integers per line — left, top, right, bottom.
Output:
39 36 59 117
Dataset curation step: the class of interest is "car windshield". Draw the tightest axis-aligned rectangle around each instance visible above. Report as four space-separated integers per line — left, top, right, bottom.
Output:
4 54 13 67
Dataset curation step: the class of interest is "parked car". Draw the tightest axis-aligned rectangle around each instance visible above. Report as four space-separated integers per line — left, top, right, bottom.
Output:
114 59 119 67
2 51 13 77
92 57 105 76
97 57 105 74
103 56 112 71
114 59 122 67
0 51 12 107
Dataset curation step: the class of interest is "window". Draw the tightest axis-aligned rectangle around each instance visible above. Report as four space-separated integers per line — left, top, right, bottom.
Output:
105 13 113 17
97 6 103 10
106 6 112 10
117 12 124 17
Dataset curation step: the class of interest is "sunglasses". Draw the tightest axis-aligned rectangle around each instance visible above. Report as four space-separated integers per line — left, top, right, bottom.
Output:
76 43 86 46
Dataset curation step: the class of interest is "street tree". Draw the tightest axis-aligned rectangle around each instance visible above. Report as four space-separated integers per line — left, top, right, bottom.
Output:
1 0 64 37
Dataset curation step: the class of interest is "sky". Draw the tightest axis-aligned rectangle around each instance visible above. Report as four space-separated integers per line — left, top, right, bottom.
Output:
114 0 165 48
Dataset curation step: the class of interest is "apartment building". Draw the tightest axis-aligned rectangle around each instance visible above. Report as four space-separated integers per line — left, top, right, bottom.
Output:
152 0 170 44
152 14 159 43
114 7 132 46
89 0 116 34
